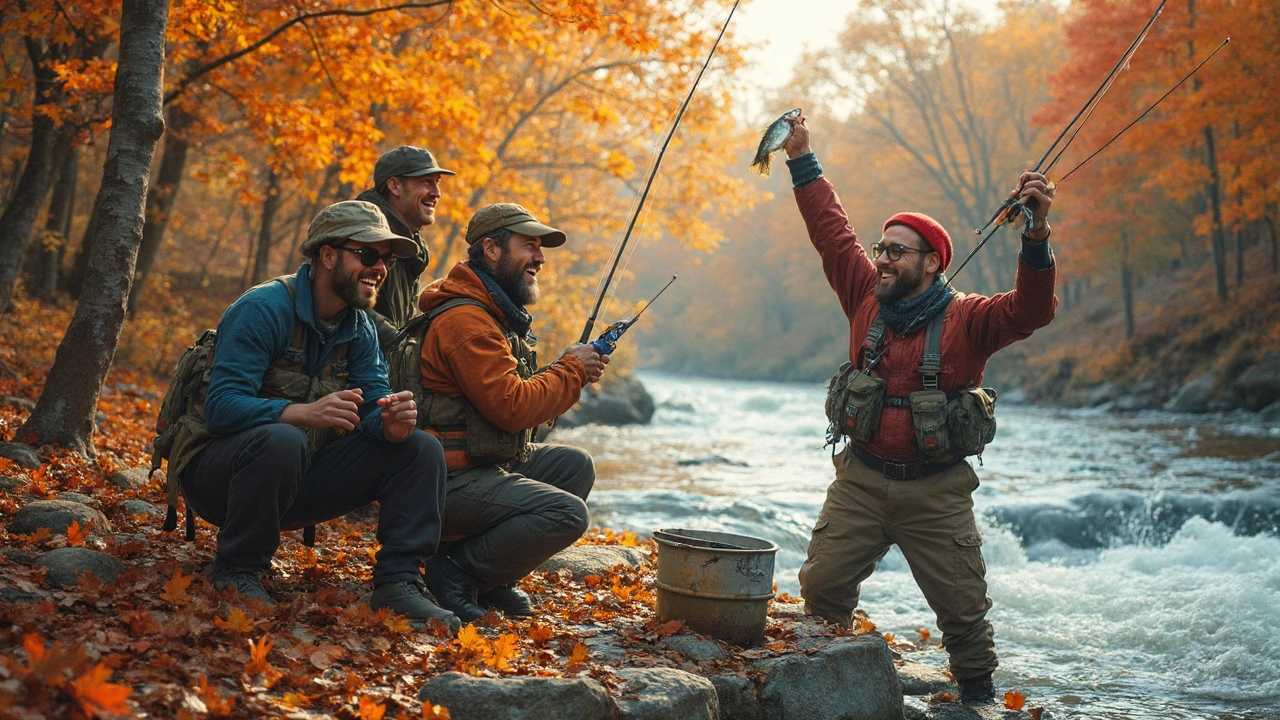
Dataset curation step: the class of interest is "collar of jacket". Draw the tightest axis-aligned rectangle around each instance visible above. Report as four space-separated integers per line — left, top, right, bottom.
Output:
294 262 361 344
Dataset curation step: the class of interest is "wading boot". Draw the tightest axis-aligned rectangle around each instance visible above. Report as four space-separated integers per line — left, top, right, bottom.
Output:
957 672 996 704
370 578 461 633
476 583 533 616
425 558 486 622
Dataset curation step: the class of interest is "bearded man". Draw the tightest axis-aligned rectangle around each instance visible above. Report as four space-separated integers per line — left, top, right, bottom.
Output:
415 203 608 622
355 145 456 350
782 115 1058 704
177 201 455 629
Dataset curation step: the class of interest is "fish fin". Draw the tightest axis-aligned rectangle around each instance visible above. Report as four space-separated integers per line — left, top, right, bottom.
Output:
749 151 771 177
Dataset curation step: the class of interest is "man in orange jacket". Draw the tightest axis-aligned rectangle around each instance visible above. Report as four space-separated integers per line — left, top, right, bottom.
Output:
416 203 608 622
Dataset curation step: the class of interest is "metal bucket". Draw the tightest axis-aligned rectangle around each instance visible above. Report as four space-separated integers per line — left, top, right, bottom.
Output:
653 528 778 646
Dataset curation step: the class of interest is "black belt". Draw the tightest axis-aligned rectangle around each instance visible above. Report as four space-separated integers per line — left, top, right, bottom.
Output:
852 445 964 481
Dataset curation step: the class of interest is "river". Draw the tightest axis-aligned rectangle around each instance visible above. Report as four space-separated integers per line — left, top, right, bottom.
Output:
551 371 1280 720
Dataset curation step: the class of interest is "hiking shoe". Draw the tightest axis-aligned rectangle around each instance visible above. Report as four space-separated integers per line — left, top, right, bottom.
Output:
425 558 486 622
370 578 461 632
212 568 275 606
957 672 996 704
476 583 533 616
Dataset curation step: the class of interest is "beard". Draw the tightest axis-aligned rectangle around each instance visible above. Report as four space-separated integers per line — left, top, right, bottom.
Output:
332 254 379 310
874 260 926 303
495 251 540 306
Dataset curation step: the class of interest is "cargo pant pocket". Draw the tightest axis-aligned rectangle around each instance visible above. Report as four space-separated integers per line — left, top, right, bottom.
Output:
951 531 987 581
807 519 831 560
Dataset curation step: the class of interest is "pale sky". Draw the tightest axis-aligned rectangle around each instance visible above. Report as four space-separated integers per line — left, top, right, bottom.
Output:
731 0 1005 115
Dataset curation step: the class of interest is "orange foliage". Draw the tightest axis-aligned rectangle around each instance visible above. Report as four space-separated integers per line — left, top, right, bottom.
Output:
1005 689 1027 710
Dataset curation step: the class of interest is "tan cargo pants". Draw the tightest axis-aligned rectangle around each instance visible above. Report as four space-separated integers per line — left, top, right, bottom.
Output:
798 446 997 680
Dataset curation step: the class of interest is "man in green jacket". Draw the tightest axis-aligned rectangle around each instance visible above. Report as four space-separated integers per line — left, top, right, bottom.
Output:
355 145 456 350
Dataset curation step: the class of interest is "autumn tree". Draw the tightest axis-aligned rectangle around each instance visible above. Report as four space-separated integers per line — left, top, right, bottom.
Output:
15 0 169 452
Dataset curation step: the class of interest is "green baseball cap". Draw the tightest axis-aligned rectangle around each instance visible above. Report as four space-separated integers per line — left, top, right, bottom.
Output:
373 146 456 188
299 201 418 258
465 203 567 248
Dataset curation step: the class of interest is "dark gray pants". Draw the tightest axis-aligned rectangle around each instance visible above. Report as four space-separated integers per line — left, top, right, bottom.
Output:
182 423 447 586
441 444 594 588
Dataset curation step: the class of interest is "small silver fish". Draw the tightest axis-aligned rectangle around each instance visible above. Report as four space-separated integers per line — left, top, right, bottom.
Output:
750 108 801 177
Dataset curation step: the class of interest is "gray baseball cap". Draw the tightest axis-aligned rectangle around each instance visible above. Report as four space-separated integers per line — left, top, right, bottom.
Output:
299 201 418 258
373 146 456 188
464 203 567 248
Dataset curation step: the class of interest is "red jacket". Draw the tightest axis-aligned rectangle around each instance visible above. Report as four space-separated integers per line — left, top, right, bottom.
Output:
796 178 1058 461
419 262 587 471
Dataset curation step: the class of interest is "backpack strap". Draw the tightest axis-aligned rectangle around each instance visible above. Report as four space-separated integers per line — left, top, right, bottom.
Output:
859 314 887 370
918 311 946 390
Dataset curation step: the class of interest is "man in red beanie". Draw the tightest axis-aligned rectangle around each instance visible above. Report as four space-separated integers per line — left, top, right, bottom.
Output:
781 114 1057 705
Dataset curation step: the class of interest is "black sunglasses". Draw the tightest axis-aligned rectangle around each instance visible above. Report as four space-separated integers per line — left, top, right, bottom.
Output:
334 244 397 269
870 242 933 262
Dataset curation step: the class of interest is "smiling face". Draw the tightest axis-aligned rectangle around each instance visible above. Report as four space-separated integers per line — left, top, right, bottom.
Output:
385 173 443 232
873 224 938 303
490 232 545 306
329 240 391 311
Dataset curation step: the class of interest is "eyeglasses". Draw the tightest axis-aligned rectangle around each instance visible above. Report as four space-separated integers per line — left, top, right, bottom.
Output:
334 245 397 269
870 242 933 262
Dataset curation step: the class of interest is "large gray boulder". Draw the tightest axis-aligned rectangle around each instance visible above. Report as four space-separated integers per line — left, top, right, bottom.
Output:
1234 352 1280 410
1163 376 1216 413
897 660 953 696
559 375 656 428
750 636 903 720
8 500 112 537
615 668 719 720
0 441 40 469
537 545 648 580
110 465 153 490
1085 382 1119 407
418 672 616 720
39 547 126 588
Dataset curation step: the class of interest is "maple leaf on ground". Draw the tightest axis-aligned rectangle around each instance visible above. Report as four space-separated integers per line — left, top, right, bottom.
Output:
197 675 236 717
214 608 253 634
455 625 485 654
657 620 684 636
927 691 957 703
245 635 274 675
566 641 590 667
421 702 451 719
23 633 82 686
775 592 801 603
67 663 131 718
160 570 193 606
485 633 520 671
526 623 555 644
12 526 53 545
359 695 386 720
65 519 92 547
916 627 931 642
1004 690 1026 710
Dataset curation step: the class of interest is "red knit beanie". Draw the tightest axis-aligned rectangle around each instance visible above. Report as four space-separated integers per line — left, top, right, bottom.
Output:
883 212 952 272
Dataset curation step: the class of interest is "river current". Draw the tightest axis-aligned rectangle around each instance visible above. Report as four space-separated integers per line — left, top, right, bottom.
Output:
552 371 1280 720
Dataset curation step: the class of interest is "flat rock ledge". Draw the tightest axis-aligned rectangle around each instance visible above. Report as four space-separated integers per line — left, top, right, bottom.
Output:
417 547 1040 720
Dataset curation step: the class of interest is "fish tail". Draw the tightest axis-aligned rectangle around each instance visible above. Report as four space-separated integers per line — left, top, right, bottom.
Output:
750 150 771 177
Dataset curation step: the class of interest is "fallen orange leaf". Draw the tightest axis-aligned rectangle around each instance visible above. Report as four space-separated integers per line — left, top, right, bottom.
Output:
526 623 555 644
66 519 92 547
916 627 931 642
13 526 53 544
359 695 386 720
566 641 590 666
197 675 236 717
485 633 520 671
1004 690 1026 710
160 570 193 606
246 635 274 675
456 625 485 653
67 663 131 717
214 608 253 634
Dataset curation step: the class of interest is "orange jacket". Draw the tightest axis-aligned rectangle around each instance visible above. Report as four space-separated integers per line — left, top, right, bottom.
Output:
796 178 1058 461
418 261 587 470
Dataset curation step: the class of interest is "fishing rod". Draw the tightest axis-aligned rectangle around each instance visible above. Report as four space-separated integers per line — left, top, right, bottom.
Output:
975 0 1168 236
589 275 677 355
578 0 741 347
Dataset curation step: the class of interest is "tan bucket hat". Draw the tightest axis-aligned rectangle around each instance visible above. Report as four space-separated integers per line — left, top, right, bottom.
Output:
464 203 567 248
299 201 418 258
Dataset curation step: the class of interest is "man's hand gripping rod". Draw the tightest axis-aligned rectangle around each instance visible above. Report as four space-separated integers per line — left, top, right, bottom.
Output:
589 275 677 355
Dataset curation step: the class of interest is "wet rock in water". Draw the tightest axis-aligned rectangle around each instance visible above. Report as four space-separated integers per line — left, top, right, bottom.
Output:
676 455 748 467
110 466 153 490
0 441 40 469
558 374 656 429
418 672 615 720
1163 376 1216 413
9 500 112 538
997 387 1031 406
1085 382 1120 407
1234 352 1280 411
615 668 719 720
39 547 126 588
536 544 648 580
708 673 758 720
897 660 953 696
904 694 1038 719
749 636 903 720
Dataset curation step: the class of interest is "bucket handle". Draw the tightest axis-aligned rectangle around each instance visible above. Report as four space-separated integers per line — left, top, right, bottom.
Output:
654 530 752 550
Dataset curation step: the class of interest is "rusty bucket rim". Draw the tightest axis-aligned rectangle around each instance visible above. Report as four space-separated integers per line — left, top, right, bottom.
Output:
653 527 779 554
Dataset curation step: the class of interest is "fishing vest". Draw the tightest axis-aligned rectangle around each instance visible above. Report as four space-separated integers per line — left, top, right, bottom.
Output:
419 299 539 467
156 275 350 536
825 310 997 461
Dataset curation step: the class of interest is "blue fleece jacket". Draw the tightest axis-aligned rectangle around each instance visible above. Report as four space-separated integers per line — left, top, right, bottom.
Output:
203 262 390 438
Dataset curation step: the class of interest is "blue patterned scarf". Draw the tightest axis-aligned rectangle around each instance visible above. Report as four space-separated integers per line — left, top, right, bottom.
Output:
468 260 534 341
878 277 954 335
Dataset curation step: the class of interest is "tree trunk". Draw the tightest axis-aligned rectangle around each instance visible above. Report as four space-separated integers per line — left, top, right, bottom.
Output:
35 147 79 299
1120 232 1134 338
1201 126 1228 301
16 0 169 454
129 105 195 312
0 40 74 315
1234 228 1244 287
1266 211 1277 274
66 192 103 297
252 168 282 285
